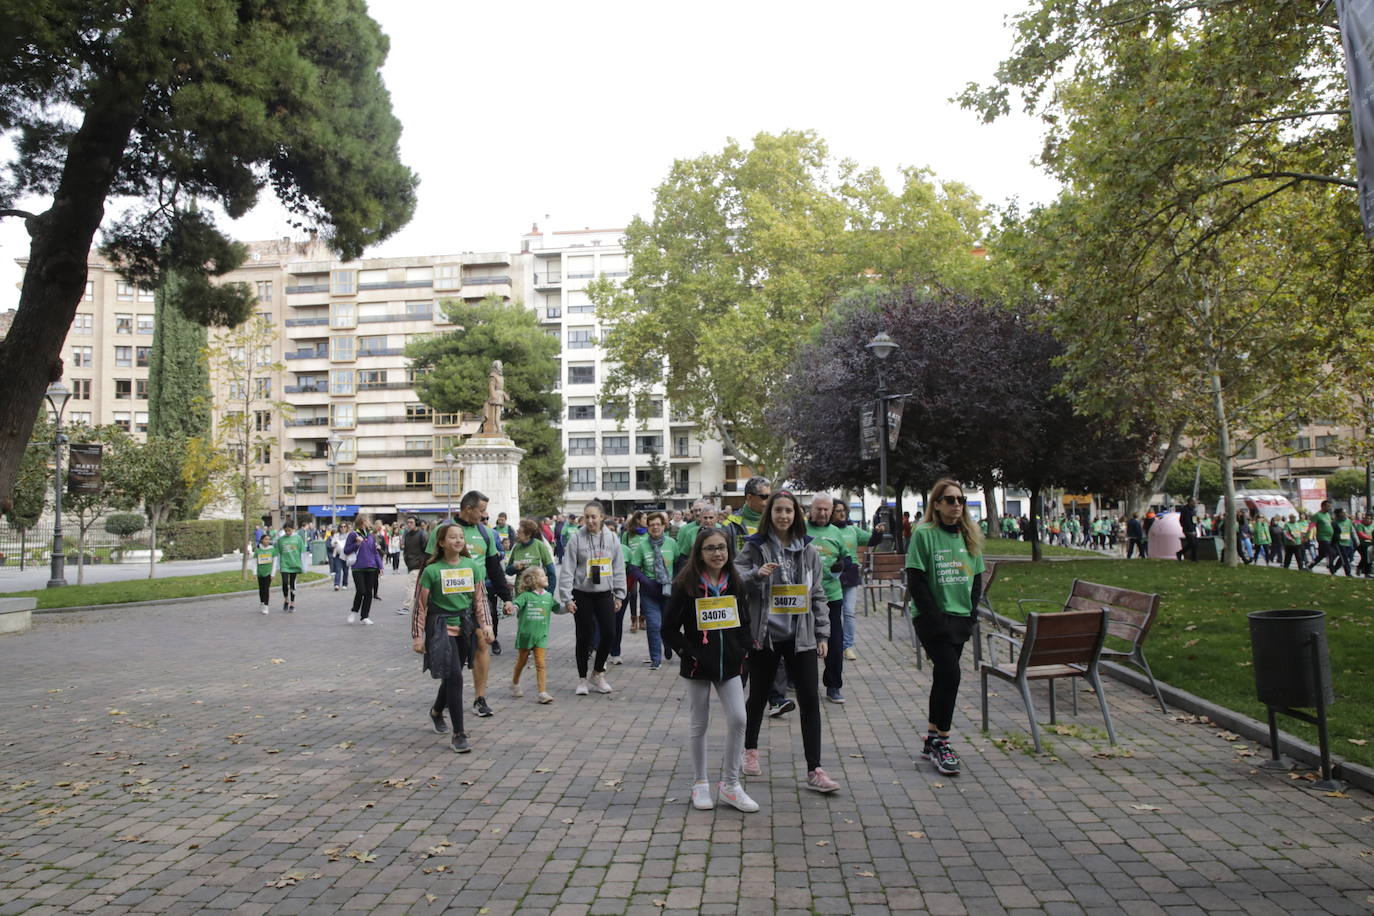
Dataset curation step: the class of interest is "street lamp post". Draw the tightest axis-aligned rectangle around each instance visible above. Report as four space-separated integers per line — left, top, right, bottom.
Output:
865 331 900 551
443 453 456 520
45 381 72 588
327 434 343 531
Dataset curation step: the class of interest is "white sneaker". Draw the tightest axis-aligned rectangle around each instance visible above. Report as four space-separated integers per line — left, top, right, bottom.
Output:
260 604 269 615
511 682 524 698
575 679 590 696
718 781 760 813
347 612 358 624
691 781 714 810
361 618 374 626
609 656 623 666
591 672 612 693
537 692 554 704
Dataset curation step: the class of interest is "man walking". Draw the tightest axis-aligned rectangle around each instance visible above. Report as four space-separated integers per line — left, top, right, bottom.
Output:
397 516 428 615
806 493 855 704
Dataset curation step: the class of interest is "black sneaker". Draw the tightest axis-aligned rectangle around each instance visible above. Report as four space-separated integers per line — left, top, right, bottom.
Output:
490 639 502 656
450 733 470 754
474 697 493 718
429 707 448 734
922 736 961 775
769 698 797 718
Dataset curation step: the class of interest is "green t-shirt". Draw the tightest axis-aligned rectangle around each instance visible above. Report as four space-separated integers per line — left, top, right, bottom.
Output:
274 533 305 573
419 557 485 628
835 522 874 563
1356 521 1373 542
1312 511 1334 541
1336 518 1356 546
561 523 580 546
426 519 495 568
630 534 679 583
804 522 853 603
509 537 554 573
254 547 276 578
676 521 700 556
904 521 986 617
1283 521 1305 544
1252 521 1271 545
514 589 556 649
493 524 513 552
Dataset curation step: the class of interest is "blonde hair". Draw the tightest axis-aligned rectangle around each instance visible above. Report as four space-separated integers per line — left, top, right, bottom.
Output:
516 565 546 595
922 478 983 556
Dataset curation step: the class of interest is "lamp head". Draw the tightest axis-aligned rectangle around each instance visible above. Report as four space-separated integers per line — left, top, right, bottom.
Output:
45 380 72 417
865 331 899 362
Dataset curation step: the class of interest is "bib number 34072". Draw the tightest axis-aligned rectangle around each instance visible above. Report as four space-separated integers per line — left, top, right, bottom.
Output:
695 596 740 630
770 584 808 614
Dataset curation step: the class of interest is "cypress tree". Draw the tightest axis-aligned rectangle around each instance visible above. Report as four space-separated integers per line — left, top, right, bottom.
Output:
148 271 212 439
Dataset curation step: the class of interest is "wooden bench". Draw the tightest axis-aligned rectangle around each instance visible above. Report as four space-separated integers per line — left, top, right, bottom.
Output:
886 562 999 668
861 551 906 617
1001 578 1166 714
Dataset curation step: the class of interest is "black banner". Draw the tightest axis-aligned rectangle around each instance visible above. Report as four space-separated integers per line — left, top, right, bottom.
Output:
67 443 103 496
1337 0 1374 234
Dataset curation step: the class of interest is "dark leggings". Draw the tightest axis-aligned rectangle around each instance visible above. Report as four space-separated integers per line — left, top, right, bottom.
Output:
280 571 297 602
351 568 378 618
915 610 975 732
257 575 271 605
820 599 844 690
744 641 822 770
433 636 466 736
572 589 616 677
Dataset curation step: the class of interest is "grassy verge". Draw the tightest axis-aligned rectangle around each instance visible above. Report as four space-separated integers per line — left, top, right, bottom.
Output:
0 571 327 610
981 538 1104 558
988 558 1374 768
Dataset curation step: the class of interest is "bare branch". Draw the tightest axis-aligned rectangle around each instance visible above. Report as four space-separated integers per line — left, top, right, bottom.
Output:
1 208 39 220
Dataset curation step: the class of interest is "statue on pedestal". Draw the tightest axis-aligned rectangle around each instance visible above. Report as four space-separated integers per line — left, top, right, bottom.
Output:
480 359 508 437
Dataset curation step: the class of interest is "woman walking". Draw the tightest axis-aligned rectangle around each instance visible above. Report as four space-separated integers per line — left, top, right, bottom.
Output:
345 515 384 625
507 519 558 596
328 522 351 590
411 523 492 753
905 478 985 776
628 511 679 670
556 501 626 695
736 491 839 794
663 528 757 811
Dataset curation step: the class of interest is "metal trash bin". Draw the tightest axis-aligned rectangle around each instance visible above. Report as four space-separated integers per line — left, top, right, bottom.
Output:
1247 608 1340 789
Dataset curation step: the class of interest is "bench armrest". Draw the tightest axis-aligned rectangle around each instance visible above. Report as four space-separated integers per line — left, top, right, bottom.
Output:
1014 597 1062 614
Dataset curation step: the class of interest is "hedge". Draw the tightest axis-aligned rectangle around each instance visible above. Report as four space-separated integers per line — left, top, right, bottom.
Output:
221 519 247 554
164 520 224 561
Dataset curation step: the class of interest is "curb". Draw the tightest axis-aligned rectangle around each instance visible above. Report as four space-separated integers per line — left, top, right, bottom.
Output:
31 574 331 615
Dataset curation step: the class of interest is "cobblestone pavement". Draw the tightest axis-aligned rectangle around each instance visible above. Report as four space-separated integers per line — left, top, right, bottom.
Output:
2 586 1373 915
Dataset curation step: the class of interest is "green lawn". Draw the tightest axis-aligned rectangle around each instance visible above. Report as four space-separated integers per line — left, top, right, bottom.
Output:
981 538 1103 558
987 558 1374 767
0 571 327 610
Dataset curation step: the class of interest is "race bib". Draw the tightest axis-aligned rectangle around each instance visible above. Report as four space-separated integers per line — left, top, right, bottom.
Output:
770 584 808 614
256 552 273 566
588 556 612 579
695 596 740 630
441 567 475 595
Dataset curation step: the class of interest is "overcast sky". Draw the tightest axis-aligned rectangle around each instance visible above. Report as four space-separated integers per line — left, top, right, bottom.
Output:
2 0 1060 303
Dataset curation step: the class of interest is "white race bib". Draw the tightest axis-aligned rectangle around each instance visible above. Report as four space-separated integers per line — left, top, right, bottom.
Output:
441 567 475 595
587 556 612 579
769 584 808 614
695 596 740 630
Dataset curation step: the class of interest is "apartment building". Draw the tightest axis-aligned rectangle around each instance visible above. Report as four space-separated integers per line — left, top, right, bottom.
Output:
517 225 726 515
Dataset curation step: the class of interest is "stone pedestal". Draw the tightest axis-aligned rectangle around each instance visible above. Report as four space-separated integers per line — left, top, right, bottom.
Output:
455 436 525 522
0 597 36 635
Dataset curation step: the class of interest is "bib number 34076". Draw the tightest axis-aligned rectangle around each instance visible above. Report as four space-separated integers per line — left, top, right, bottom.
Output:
770 584 808 614
695 596 740 630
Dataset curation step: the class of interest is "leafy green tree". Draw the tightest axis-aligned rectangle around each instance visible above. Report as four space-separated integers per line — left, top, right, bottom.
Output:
5 412 51 568
148 271 212 441
1162 457 1226 509
589 130 1003 477
0 0 418 512
407 296 565 516
644 451 671 505
119 436 202 578
1325 468 1370 505
60 423 137 584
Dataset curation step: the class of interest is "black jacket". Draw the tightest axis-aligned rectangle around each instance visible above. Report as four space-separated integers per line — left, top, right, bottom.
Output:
403 528 428 571
662 579 751 682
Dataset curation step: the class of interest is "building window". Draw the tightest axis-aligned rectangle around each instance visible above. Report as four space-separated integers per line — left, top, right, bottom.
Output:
405 437 432 454
602 403 628 421
113 411 131 431
330 369 355 395
603 469 630 492
137 314 154 335
568 436 596 456
330 335 355 361
569 468 596 491
136 345 151 368
116 282 134 300
115 379 132 399
254 410 272 432
73 314 93 335
334 436 356 463
405 300 432 319
603 435 629 455
434 434 461 456
434 264 462 290
71 346 93 367
405 470 431 490
71 379 92 400
569 404 596 421
331 270 357 296
255 443 272 464
253 377 271 398
1315 435 1338 457
331 403 355 428
358 369 386 390
115 313 133 334
1289 436 1311 454
83 281 94 300
635 469 657 490
357 472 387 489
636 434 663 455
433 467 461 496
330 301 356 329
406 403 433 422
567 290 594 313
256 280 273 302
544 306 562 319
228 379 247 400
114 346 132 367
568 364 595 385
135 379 149 400
69 411 92 425
358 335 387 355
567 255 594 280
331 470 355 497
645 399 664 418
138 285 154 301
434 412 461 426
568 328 596 349
405 366 430 384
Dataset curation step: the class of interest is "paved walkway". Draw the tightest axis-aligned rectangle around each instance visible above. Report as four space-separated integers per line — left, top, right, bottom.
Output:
0 554 261 591
1 587 1372 915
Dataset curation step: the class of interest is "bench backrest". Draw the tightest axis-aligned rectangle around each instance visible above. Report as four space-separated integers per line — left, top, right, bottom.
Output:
1020 608 1108 672
870 552 906 581
1064 578 1160 649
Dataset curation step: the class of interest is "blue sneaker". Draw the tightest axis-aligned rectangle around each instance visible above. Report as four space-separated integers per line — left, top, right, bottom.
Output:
826 688 845 704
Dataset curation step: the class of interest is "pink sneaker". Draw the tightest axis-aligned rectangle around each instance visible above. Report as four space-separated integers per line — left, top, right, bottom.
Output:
741 748 761 777
806 767 840 793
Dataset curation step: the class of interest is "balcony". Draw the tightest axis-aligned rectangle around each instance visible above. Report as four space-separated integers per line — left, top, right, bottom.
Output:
534 272 562 289
357 347 407 357
285 348 327 360
284 417 329 427
357 381 417 391
284 384 326 394
284 316 329 327
671 445 701 459
358 279 435 292
285 283 329 295
357 449 433 459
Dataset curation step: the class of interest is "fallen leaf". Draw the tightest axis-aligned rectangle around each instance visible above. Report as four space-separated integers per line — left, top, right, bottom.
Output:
604 778 623 787
843 818 855 824
115 835 143 843
856 869 876 877
266 872 305 888
346 850 377 863
1184 625 1198 631
425 894 436 903
1349 739 1368 747
270 658 284 664
906 831 925 839
266 748 281 754
479 909 490 915
1325 791 1351 799
932 782 945 788
222 774 239 783
1183 639 1198 648
1131 804 1160 812
335 741 354 750
1359 850 1374 858
534 767 553 773
652 900 667 908
107 709 128 716
847 753 864 758
815 840 830 847
561 818 574 824
383 778 412 788
460 779 474 786
323 846 345 861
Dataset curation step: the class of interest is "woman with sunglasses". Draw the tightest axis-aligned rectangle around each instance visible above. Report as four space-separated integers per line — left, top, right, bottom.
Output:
736 491 840 793
905 479 985 776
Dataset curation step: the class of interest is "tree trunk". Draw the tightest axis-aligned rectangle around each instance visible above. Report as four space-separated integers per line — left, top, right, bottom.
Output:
148 513 158 580
1126 418 1185 517
1029 482 1044 562
1203 301 1240 569
981 469 1000 539
76 526 86 585
0 79 142 512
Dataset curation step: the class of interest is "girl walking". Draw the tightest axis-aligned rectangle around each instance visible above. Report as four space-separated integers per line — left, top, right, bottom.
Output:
905 478 985 776
556 501 626 695
663 528 757 811
274 522 305 612
345 516 384 625
736 491 839 794
411 523 493 753
505 566 556 703
254 533 275 615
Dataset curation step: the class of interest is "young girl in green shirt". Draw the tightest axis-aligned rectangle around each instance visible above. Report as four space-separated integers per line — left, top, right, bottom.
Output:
254 534 275 615
505 566 557 703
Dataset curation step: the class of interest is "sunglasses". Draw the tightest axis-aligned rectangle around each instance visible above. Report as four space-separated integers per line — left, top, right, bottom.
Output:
938 495 968 506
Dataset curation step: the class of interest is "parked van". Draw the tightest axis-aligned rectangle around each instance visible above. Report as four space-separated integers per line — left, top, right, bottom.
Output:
1215 491 1297 521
